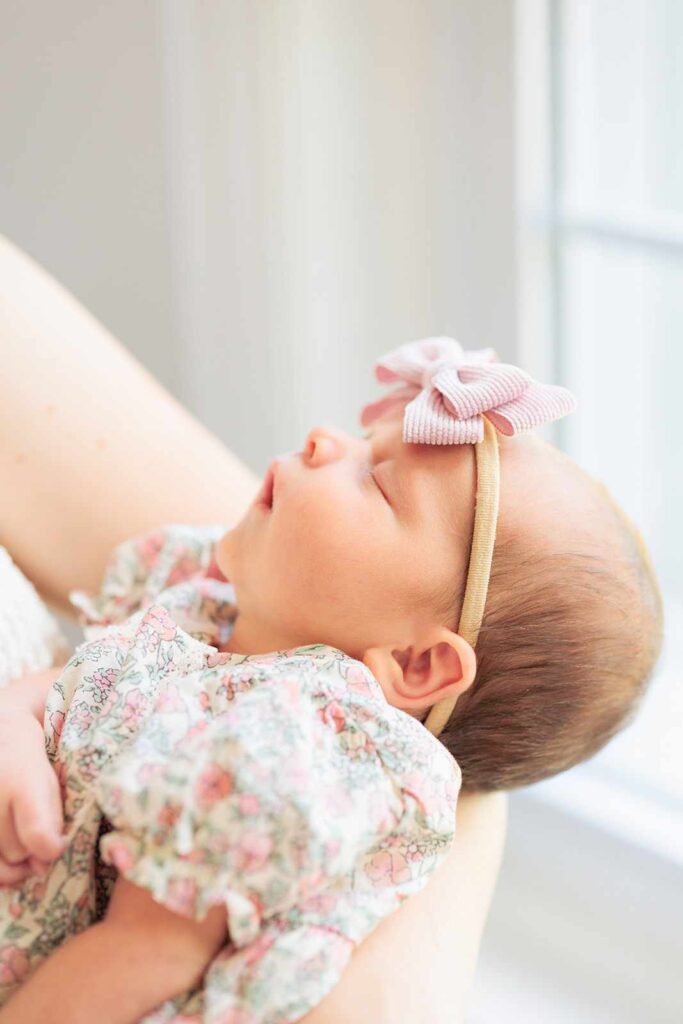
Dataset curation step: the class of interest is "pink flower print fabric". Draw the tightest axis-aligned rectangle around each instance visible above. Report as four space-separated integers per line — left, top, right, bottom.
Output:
69 523 236 650
0 526 461 1024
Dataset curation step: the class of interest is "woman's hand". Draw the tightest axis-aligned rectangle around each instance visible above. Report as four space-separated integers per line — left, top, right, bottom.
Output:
0 671 66 884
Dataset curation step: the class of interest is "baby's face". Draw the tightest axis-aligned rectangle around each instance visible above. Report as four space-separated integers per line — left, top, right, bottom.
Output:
216 409 477 659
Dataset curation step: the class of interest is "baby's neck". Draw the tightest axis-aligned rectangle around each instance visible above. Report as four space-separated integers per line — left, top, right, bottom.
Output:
221 614 304 657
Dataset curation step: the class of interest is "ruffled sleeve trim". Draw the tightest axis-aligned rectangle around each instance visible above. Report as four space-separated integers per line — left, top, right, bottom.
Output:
69 524 227 632
99 831 263 947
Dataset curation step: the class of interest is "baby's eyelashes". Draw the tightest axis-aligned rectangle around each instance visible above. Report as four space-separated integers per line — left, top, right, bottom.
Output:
360 461 387 503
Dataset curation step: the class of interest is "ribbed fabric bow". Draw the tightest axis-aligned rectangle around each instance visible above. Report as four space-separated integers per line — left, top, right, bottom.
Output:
360 337 578 444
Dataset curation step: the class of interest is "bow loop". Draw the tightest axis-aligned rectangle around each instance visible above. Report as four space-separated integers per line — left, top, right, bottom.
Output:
361 336 577 443
436 362 532 423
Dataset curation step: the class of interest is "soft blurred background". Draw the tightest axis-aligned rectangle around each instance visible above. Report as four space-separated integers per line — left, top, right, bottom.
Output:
1 1 681 1020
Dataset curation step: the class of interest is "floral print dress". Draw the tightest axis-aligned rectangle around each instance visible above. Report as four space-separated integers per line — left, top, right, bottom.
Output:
0 525 460 1023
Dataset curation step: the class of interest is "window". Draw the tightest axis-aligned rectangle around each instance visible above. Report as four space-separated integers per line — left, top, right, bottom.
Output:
517 0 681 856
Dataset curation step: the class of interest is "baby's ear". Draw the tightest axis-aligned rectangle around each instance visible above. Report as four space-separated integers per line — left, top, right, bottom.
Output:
362 627 476 713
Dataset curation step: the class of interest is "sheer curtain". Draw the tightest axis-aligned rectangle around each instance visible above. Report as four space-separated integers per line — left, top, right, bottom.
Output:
0 1 518 473
160 0 518 469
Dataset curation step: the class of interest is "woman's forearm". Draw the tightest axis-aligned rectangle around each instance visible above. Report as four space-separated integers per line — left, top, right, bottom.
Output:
0 234 260 616
0 896 226 1024
0 922 145 1024
302 792 508 1024
0 920 182 1024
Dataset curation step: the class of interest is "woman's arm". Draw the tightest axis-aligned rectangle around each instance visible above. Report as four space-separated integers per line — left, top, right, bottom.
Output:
0 234 260 615
3 800 505 1024
302 791 507 1024
0 799 505 1024
0 878 227 1024
0 234 506 1021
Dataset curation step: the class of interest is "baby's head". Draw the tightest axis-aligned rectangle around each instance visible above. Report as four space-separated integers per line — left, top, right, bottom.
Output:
433 429 664 790
217 404 663 792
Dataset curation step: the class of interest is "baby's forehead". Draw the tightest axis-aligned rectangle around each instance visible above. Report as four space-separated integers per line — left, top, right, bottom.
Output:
363 414 605 560
365 420 618 564
364 411 582 502
366 412 482 472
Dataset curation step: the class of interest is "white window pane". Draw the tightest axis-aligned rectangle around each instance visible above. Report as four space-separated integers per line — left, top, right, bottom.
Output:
559 235 681 798
560 0 683 219
560 236 681 594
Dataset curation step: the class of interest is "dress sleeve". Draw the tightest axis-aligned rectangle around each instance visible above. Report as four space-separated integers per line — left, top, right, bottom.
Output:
69 524 227 632
93 674 411 950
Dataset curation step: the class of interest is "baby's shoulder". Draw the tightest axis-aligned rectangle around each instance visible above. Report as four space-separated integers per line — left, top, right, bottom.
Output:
270 643 382 699
221 643 384 710
234 645 460 782
273 646 461 833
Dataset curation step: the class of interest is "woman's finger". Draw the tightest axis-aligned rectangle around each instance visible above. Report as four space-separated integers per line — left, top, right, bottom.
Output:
0 856 30 885
26 855 53 877
0 804 29 865
13 770 66 862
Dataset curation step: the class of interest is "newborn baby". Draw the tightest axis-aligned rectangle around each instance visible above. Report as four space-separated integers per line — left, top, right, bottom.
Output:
220 338 663 790
0 339 663 1024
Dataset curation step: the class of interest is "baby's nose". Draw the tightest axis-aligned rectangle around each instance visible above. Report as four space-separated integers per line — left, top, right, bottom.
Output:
302 426 348 467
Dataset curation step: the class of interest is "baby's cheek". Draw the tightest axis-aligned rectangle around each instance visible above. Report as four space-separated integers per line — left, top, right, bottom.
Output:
273 494 356 598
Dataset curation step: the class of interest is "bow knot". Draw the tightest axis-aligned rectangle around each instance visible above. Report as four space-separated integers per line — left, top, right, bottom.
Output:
420 362 440 390
361 337 577 444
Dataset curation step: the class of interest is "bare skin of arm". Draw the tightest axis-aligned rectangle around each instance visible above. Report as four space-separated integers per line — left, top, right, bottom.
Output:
301 790 507 1024
0 878 228 1024
0 233 507 1022
0 234 259 612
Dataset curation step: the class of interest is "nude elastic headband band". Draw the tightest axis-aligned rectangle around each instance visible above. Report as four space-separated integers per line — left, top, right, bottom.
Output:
360 337 578 738
423 415 500 734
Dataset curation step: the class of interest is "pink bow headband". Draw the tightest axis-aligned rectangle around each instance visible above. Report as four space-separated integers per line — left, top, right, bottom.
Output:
360 337 578 737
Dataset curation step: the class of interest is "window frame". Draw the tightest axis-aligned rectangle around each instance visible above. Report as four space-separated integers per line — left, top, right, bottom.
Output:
514 0 681 863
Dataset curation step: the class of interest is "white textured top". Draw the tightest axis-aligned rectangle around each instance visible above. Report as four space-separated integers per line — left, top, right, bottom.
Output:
0 547 70 688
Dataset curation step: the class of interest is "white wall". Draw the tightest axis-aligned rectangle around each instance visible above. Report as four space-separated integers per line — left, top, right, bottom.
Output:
470 791 683 1023
161 0 517 468
0 0 516 472
0 2 181 396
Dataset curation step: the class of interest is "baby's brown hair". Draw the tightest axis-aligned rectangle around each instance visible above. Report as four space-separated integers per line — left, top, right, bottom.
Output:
435 466 665 792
